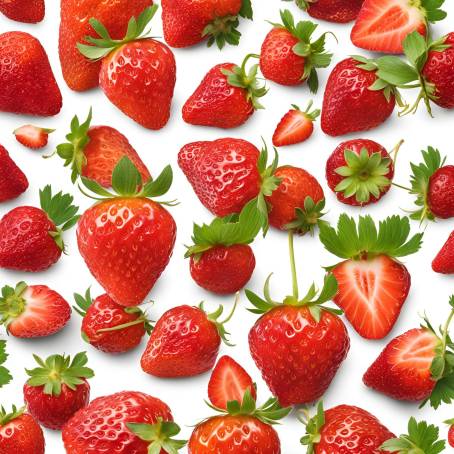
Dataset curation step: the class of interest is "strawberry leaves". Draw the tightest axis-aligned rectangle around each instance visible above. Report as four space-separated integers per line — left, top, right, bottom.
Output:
0 405 24 426
300 401 325 453
0 281 28 330
0 340 12 389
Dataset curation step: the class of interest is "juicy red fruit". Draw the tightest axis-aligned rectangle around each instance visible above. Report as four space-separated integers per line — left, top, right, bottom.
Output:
432 231 454 274
428 165 454 219
305 0 365 23
0 145 28 202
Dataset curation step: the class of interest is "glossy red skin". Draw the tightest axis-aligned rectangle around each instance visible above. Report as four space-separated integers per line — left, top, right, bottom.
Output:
0 0 44 23
449 425 454 448
59 0 151 92
182 63 254 128
24 381 90 430
178 138 261 217
315 405 395 453
190 245 256 294
260 28 305 86
428 165 454 219
0 413 45 454
77 198 176 307
0 206 62 272
272 110 314 147
0 31 62 116
63 391 173 454
0 145 28 202
307 0 364 23
189 415 281 453
326 139 394 206
81 293 146 353
141 305 221 377
266 166 324 230
432 231 454 274
321 58 395 136
162 0 242 48
249 306 350 407
99 39 176 130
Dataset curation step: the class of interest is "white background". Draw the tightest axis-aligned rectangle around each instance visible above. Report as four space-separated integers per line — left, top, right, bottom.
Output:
0 1 453 452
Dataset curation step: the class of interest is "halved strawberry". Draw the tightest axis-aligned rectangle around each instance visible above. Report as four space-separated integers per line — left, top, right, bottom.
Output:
208 356 256 410
13 125 54 150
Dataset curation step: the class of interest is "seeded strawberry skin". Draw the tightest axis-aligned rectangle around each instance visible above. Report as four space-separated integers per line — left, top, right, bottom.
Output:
0 412 45 454
0 145 28 202
307 0 365 23
432 231 454 274
427 165 454 219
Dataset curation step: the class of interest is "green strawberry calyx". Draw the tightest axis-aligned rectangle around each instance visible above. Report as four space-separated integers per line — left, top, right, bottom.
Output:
0 405 25 426
286 0 314 10
285 196 328 235
127 418 187 454
25 352 94 396
0 282 29 331
299 401 326 453
0 340 12 389
291 100 321 121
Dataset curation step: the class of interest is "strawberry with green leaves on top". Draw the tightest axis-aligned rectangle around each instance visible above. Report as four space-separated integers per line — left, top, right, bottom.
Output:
289 0 365 23
0 340 12 389
14 125 54 150
445 419 454 448
433 231 454 274
0 144 28 202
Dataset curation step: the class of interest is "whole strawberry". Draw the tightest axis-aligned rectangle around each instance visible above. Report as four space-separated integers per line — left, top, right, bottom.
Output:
77 157 176 307
0 185 79 272
78 6 176 129
74 288 151 353
0 32 62 116
24 352 94 430
62 391 186 453
0 145 28 202
433 231 454 274
182 54 267 128
0 0 45 23
445 419 454 448
14 125 54 150
292 0 365 23
260 10 333 89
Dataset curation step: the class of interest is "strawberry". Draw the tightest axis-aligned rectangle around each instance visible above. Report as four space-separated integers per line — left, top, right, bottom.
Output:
0 281 71 338
55 109 150 186
319 215 423 339
260 10 333 89
0 145 28 202
73 288 151 354
62 391 186 453
351 0 446 54
0 406 45 454
162 0 253 49
14 125 54 150
445 419 454 448
294 0 365 23
77 157 176 307
178 139 280 218
300 402 395 453
140 298 237 377
24 352 94 430
433 231 454 274
0 31 62 116
0 0 44 23
0 185 80 272
78 6 176 130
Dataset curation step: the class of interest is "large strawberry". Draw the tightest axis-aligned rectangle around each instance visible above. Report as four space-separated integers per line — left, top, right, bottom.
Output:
0 31 62 116
0 0 44 23
260 10 333 90
78 6 176 130
0 185 80 272
0 281 71 338
291 0 365 23
62 391 186 453
162 0 253 49
433 231 454 274
77 157 176 307
55 108 150 186
0 145 28 202
319 214 423 339
24 352 94 430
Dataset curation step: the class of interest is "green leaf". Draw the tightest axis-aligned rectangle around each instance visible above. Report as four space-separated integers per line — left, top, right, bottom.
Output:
376 56 419 86
0 341 12 388
141 165 173 198
112 156 143 196
239 0 253 19
402 31 428 71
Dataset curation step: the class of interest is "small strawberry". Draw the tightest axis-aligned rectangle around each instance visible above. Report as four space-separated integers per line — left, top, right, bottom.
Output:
0 406 45 454
0 0 44 23
55 108 150 186
77 157 176 307
445 419 454 448
73 288 151 354
260 10 333 89
78 6 176 130
14 125 54 150
24 352 94 430
62 391 186 453
162 0 253 49
0 31 62 116
0 185 80 272
319 214 423 339
433 231 454 274
140 297 237 378
0 145 28 202
291 0 365 23
0 281 71 338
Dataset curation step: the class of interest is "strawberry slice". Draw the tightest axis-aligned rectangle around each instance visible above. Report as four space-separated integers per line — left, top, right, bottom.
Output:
14 125 54 149
208 356 256 410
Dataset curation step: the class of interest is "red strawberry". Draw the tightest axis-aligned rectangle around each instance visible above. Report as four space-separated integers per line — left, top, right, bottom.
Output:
0 145 28 202
325 139 398 206
62 391 185 454
433 231 454 274
56 109 150 186
59 0 151 92
0 186 79 272
140 298 237 377
294 0 365 23
0 406 45 454
24 352 94 430
14 125 54 150
446 420 454 448
0 281 71 338
77 157 176 307
260 10 333 89
162 0 253 49
178 139 280 218
182 54 266 128
78 6 176 130
0 32 62 116
319 215 423 339
74 288 151 354
0 0 44 23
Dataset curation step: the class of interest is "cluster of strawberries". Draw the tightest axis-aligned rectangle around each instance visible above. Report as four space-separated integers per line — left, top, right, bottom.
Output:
0 0 454 453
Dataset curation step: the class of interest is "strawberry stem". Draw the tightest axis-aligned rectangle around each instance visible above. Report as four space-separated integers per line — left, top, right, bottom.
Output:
96 317 149 334
288 230 299 300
